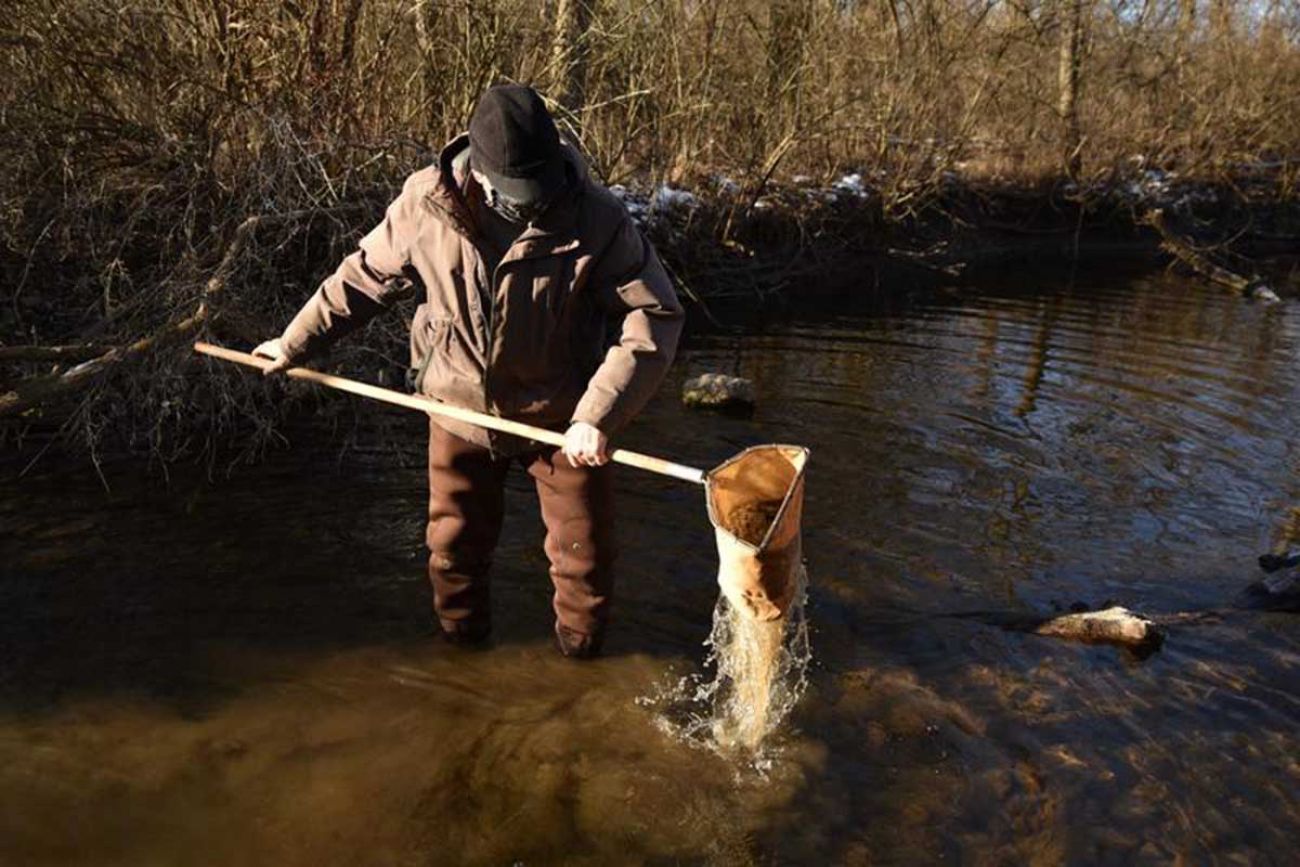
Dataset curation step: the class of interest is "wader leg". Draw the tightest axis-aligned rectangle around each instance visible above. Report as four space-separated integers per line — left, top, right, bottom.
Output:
528 448 616 657
427 419 509 641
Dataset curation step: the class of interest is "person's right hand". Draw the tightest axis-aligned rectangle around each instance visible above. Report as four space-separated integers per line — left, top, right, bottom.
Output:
252 338 293 375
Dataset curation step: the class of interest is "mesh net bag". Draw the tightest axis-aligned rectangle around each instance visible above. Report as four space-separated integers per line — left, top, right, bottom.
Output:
706 445 809 621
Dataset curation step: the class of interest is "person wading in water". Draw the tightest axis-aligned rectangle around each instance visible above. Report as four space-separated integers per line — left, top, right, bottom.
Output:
254 85 684 658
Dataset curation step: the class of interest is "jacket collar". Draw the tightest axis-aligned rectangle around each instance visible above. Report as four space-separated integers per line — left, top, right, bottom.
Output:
427 134 477 239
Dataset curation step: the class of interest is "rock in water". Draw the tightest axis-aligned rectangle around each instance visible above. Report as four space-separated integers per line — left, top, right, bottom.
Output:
1236 569 1300 612
1033 606 1163 651
1247 283 1281 304
682 373 756 413
1258 551 1300 573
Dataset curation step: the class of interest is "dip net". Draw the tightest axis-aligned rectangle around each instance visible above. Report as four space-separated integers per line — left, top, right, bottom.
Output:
695 445 811 754
641 445 812 759
707 445 809 621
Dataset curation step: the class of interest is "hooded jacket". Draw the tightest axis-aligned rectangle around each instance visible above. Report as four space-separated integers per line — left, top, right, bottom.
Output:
278 134 684 452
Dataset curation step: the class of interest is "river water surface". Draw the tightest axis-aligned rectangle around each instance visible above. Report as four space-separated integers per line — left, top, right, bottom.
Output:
3 264 1299 865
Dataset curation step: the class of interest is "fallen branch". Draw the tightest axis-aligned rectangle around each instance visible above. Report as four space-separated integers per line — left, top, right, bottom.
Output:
1144 208 1278 301
1 319 207 418
0 207 360 420
883 244 967 278
0 344 114 363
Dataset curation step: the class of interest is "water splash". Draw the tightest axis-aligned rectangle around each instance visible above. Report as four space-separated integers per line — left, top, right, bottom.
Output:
643 567 811 768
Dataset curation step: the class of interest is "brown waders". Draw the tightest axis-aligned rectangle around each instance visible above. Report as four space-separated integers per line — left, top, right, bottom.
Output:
426 418 616 657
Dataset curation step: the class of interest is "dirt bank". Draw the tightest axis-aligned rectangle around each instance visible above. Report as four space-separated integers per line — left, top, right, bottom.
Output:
2 168 1297 466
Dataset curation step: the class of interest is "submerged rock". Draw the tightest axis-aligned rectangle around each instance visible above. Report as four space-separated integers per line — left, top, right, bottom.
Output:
1236 568 1300 612
1032 606 1164 652
1247 282 1282 304
682 373 756 413
1257 551 1300 573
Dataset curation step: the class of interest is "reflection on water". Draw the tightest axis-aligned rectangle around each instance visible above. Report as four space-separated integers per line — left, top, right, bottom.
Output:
3 264 1299 864
0 644 812 865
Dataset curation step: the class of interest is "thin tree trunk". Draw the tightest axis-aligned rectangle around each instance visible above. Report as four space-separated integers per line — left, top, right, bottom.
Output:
766 0 814 168
552 0 594 115
1176 0 1196 60
1057 0 1083 181
414 0 440 121
1210 0 1233 41
1173 0 1195 137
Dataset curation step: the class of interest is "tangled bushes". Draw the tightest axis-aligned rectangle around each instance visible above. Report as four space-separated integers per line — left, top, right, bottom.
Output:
2 0 1298 461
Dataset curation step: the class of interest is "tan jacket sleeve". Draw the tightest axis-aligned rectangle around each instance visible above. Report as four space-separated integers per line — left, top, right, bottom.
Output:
279 173 424 361
571 216 684 434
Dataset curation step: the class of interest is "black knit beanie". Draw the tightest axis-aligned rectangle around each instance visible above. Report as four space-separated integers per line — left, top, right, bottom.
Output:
468 85 565 204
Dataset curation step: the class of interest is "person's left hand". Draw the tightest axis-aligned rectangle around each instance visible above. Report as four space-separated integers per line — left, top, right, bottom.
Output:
563 422 609 468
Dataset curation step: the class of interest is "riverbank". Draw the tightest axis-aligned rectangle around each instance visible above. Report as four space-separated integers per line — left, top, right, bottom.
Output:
631 165 1300 315
2 166 1297 467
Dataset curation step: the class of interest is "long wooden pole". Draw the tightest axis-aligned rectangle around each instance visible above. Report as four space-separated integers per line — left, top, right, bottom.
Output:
194 342 708 485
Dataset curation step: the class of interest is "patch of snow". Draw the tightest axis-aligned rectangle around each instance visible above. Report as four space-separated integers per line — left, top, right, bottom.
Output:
607 182 701 228
1118 169 1177 205
1110 166 1226 214
651 185 699 213
1169 186 1219 210
1141 169 1172 194
832 172 868 198
608 183 651 225
712 174 740 195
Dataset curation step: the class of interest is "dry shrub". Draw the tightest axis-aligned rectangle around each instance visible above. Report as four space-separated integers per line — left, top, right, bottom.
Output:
1 0 1297 461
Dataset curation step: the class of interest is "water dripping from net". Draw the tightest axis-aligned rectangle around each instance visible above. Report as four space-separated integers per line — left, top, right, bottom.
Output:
641 567 812 772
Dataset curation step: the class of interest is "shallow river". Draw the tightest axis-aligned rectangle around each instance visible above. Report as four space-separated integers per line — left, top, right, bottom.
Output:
3 263 1299 865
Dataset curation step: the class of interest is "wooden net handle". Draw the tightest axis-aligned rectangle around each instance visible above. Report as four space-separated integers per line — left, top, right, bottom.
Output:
194 342 707 485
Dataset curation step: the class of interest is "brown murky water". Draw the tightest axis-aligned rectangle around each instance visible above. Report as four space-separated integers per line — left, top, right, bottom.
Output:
3 264 1299 864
